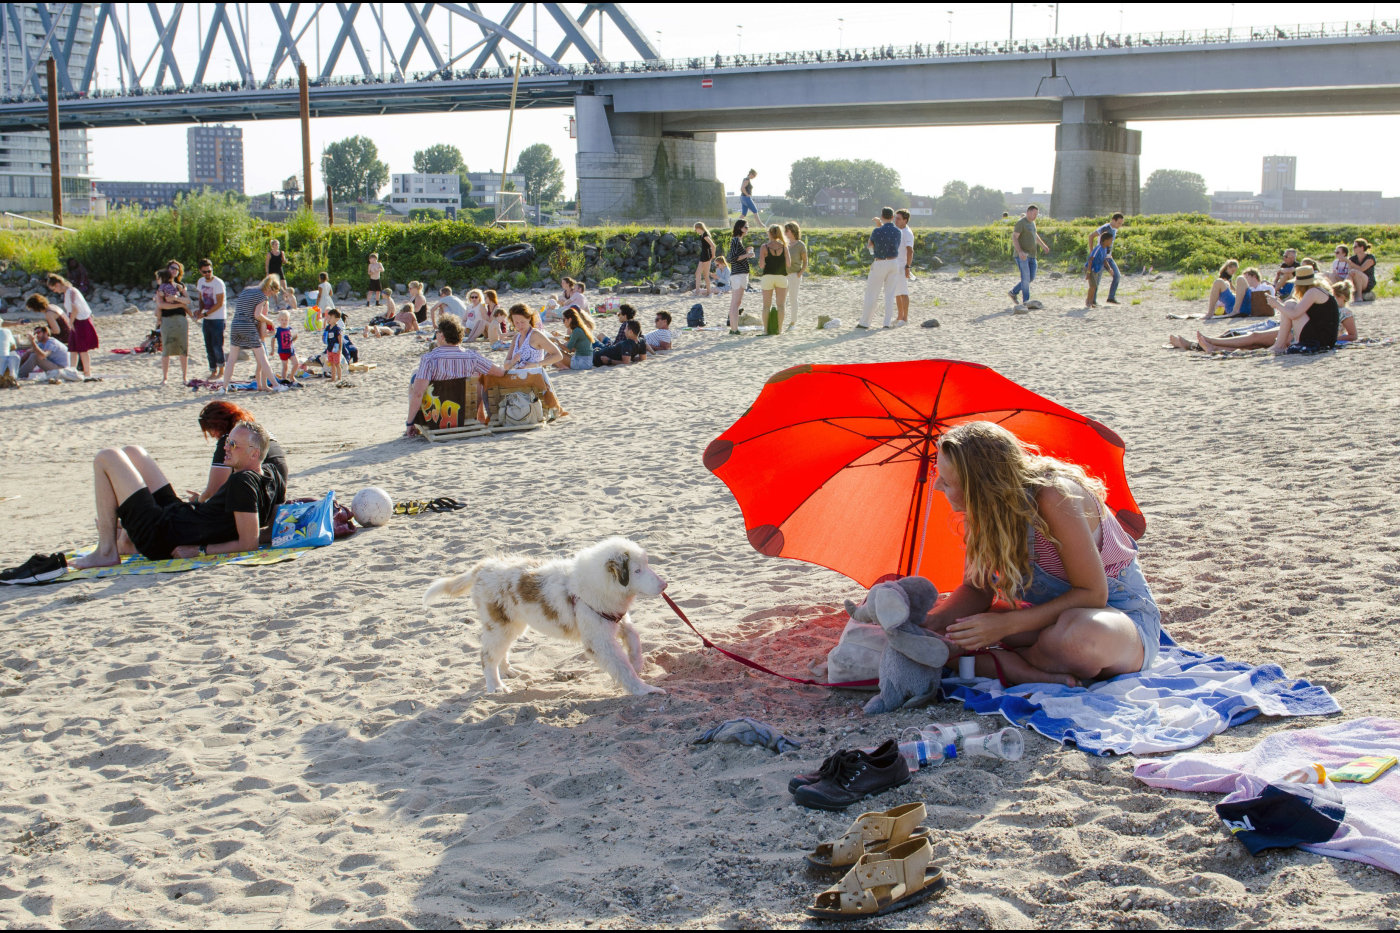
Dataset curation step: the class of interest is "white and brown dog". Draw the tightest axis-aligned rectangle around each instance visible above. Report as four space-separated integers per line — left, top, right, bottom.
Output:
423 537 668 696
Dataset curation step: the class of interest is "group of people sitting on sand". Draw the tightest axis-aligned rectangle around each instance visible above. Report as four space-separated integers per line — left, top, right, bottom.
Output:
1172 259 1352 355
552 303 674 370
0 273 100 387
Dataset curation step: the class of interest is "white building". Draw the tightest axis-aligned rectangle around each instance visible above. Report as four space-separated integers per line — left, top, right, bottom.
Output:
1 5 95 214
386 172 461 213
466 171 526 207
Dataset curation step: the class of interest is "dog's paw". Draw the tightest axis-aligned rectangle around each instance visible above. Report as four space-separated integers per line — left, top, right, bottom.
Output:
633 684 667 696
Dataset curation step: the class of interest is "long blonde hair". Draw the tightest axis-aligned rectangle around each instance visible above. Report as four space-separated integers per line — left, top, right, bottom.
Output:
938 421 1106 605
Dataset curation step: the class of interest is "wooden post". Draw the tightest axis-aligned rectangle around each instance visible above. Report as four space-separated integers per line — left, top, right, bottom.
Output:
299 63 313 212
46 58 62 227
326 186 335 226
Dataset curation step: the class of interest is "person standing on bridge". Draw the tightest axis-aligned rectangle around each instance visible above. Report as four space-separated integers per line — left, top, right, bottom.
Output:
1009 205 1050 313
1086 213 1125 306
859 208 903 329
738 170 762 224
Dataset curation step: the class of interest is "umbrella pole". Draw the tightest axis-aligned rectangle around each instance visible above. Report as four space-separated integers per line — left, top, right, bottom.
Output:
902 446 935 577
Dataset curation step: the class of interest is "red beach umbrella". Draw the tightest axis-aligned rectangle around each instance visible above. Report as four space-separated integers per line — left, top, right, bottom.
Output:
703 360 1144 592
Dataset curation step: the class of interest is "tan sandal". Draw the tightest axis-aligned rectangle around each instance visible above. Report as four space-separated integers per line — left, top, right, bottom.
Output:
805 802 930 870
807 837 947 920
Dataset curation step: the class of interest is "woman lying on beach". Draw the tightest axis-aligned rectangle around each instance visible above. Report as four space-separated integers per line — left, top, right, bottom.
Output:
921 421 1162 687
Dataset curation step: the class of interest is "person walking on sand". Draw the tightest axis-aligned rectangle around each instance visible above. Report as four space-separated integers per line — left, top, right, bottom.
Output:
859 208 902 329
738 169 762 224
195 260 227 380
265 239 287 281
1086 213 1125 306
1009 204 1050 312
893 209 915 327
224 276 285 393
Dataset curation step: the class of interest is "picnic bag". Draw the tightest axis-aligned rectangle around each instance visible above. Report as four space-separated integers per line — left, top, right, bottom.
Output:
271 490 336 549
499 391 544 427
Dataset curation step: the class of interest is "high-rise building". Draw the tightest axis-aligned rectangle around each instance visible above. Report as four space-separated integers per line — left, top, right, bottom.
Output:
0 5 95 213
1261 155 1297 193
187 125 244 193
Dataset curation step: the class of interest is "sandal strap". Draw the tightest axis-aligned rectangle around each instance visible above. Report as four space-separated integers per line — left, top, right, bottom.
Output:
852 802 925 844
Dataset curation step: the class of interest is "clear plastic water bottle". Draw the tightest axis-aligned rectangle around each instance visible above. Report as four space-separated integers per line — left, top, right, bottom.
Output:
896 737 956 772
920 720 985 749
961 727 1025 761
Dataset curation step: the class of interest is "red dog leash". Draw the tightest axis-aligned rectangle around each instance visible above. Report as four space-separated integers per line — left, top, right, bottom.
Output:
662 591 879 689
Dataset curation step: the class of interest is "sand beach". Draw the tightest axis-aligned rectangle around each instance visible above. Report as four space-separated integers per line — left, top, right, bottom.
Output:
1 268 1398 928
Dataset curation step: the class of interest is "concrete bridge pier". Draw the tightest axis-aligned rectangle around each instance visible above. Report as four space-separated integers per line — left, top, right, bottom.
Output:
1050 98 1141 220
575 95 726 226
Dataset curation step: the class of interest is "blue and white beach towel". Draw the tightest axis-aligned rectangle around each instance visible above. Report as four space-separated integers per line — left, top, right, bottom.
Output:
944 632 1340 756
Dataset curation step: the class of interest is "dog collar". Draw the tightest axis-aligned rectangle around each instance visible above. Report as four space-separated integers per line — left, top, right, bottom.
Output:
569 592 625 624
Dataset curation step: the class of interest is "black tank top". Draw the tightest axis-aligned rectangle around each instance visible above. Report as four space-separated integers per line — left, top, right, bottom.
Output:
700 237 714 262
761 242 787 276
741 177 753 196
1296 292 1340 350
267 251 284 275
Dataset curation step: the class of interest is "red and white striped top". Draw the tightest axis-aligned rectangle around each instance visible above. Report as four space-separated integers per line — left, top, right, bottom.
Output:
1032 494 1138 582
414 345 495 382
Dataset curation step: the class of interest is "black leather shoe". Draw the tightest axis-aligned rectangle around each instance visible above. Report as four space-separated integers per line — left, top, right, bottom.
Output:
788 739 900 795
792 740 911 811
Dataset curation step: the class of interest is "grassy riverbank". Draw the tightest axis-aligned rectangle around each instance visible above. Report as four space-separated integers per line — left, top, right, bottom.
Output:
4 193 1396 289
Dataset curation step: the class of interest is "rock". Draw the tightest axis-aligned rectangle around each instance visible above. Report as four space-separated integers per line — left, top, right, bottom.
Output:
0 285 20 299
100 290 124 304
1049 271 1063 279
927 255 944 269
658 233 678 248
394 283 407 295
485 279 499 290
921 318 940 328
335 280 351 299
433 279 446 290
122 305 141 315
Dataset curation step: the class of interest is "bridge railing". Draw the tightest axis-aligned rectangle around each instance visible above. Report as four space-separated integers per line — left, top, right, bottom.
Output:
5 19 1398 105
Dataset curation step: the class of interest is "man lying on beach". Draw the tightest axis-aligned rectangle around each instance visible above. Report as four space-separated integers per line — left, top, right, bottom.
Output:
69 420 278 569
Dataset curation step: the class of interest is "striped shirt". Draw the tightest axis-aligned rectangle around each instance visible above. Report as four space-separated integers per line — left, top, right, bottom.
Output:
1032 493 1138 582
414 345 495 381
726 236 751 275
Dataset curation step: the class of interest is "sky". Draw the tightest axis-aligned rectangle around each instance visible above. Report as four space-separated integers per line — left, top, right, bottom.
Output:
80 3 1400 202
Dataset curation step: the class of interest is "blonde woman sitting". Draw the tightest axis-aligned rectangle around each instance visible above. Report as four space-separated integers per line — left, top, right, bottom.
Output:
923 421 1162 686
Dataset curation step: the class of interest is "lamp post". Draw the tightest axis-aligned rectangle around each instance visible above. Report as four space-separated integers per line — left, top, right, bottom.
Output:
947 10 954 43
838 18 844 49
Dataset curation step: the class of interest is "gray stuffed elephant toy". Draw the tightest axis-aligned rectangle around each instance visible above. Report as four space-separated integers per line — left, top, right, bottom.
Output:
845 576 950 715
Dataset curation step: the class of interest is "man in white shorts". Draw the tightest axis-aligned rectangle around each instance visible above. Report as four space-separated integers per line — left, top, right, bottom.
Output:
893 209 915 326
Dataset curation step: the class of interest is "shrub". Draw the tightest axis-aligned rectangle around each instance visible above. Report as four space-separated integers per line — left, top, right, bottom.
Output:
599 276 620 288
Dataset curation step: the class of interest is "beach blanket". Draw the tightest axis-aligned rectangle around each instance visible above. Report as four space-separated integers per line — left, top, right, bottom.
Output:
1134 718 1400 875
943 632 1340 756
59 547 312 581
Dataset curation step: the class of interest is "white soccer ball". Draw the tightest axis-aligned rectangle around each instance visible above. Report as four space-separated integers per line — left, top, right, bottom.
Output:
351 487 393 527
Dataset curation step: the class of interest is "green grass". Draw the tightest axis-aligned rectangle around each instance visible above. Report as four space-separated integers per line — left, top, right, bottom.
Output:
4 199 1396 289
1170 273 1215 302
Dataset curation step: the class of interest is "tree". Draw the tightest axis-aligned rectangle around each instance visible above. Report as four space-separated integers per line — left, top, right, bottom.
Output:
321 136 388 202
514 143 565 211
932 180 1007 225
413 143 471 204
1141 169 1209 215
787 157 903 208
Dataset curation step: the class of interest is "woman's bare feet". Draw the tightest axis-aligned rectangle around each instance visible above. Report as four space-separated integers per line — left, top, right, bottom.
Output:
984 648 1081 688
70 548 120 570
1195 332 1220 353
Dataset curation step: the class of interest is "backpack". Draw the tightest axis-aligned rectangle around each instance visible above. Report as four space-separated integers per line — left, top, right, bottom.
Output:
686 303 704 328
499 391 543 427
